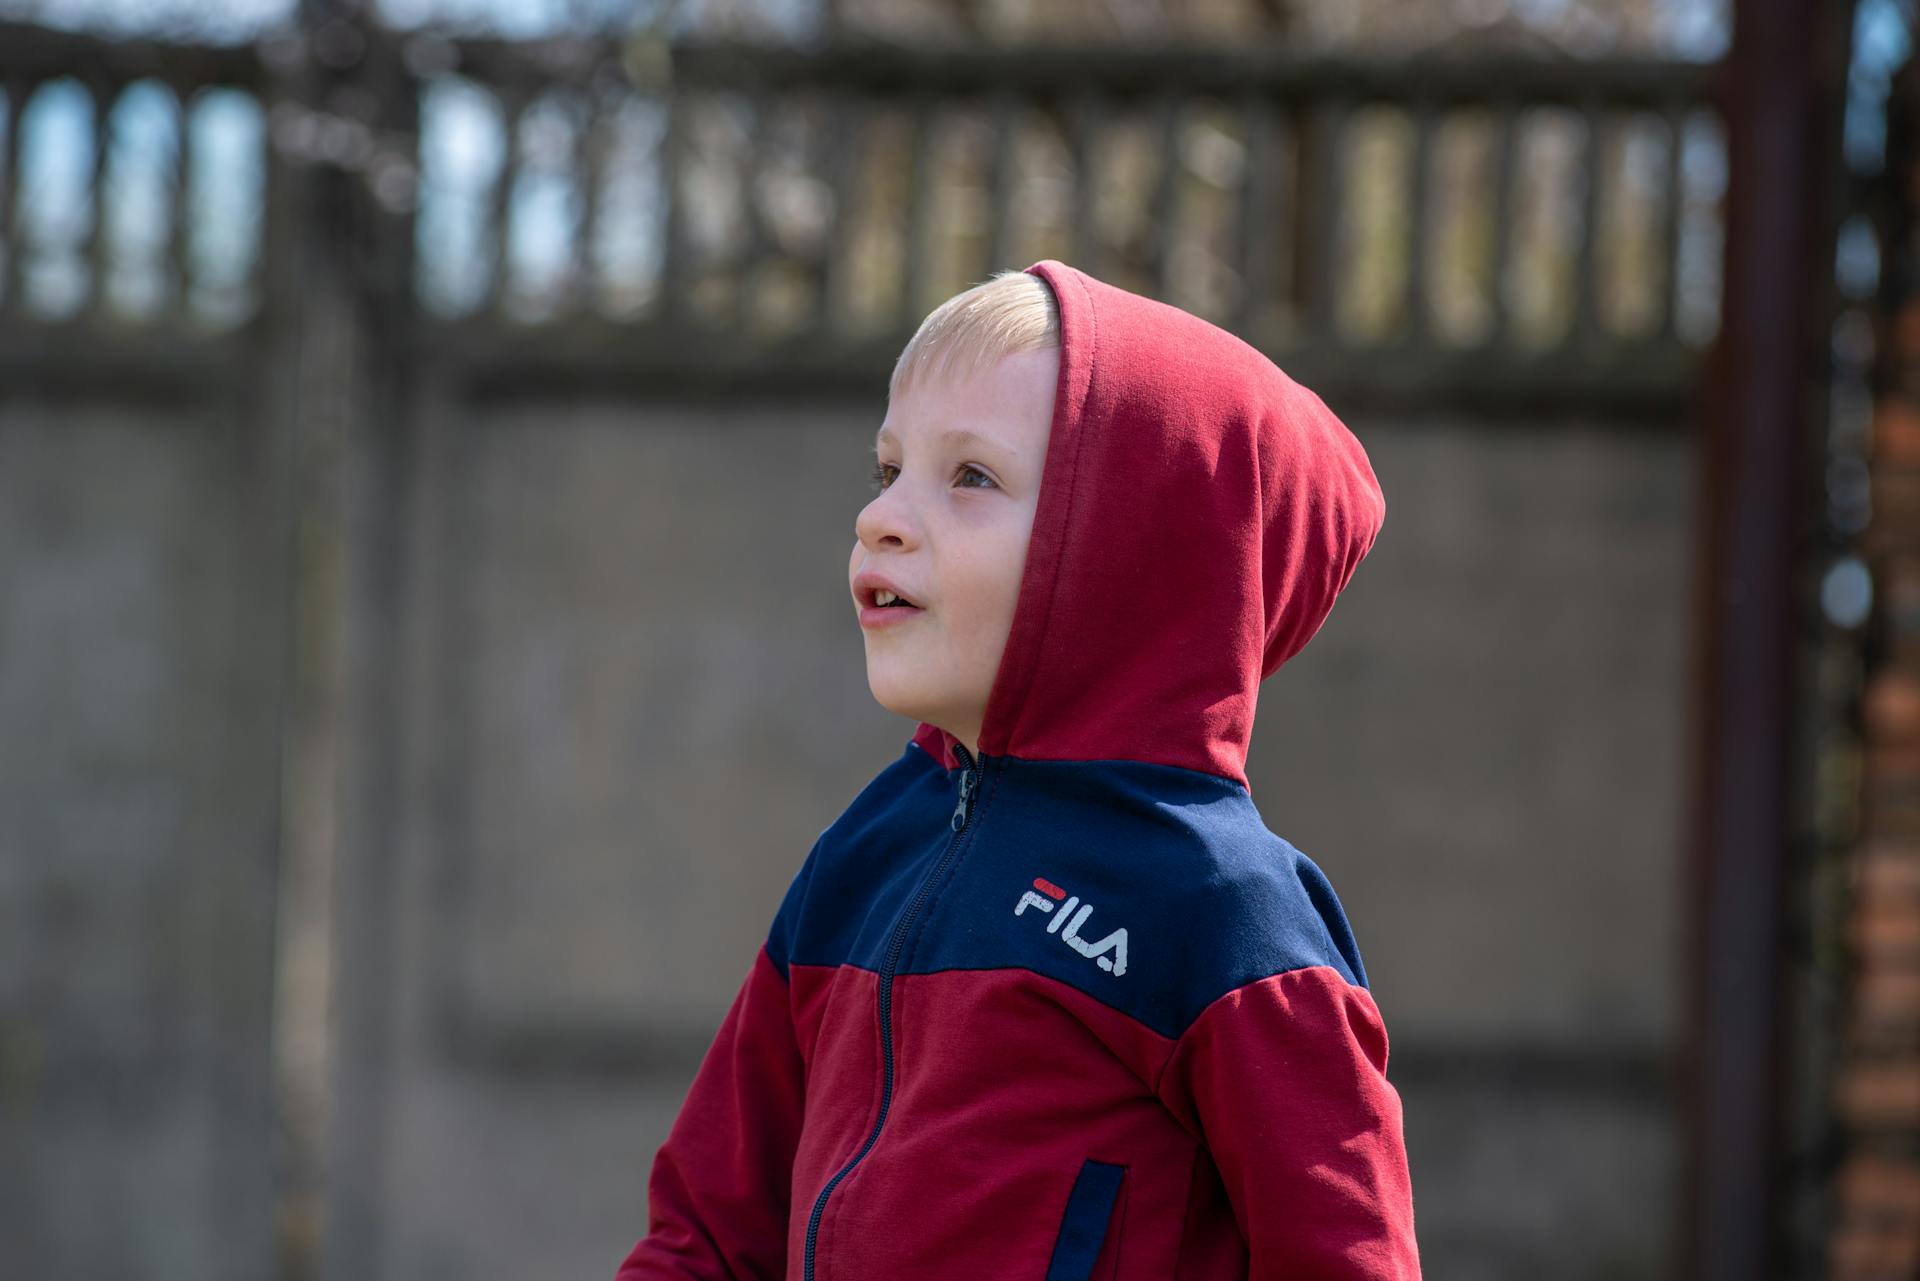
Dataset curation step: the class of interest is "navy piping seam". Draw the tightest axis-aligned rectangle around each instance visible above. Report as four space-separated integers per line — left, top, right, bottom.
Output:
1045 1158 1127 1281
778 957 1359 1046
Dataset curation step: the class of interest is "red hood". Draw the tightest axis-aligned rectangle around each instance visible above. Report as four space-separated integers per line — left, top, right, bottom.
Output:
913 259 1385 789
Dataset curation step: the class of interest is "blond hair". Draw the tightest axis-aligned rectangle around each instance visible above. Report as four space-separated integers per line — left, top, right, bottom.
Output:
888 268 1060 402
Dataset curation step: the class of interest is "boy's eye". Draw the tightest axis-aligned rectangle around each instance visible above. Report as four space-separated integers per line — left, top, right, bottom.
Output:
867 461 998 491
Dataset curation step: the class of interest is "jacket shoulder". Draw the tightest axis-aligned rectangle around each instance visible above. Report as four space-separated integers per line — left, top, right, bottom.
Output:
1142 798 1370 1040
985 758 1371 1040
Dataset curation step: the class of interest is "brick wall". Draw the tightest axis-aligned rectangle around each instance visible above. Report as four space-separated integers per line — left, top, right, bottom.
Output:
1830 63 1920 1267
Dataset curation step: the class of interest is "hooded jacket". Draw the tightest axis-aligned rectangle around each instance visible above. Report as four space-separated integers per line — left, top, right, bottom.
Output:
614 259 1419 1280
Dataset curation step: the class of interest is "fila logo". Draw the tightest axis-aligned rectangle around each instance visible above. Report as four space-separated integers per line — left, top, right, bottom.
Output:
1013 877 1129 977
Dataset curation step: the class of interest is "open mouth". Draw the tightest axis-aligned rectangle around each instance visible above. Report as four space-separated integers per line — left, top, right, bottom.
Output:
859 586 925 629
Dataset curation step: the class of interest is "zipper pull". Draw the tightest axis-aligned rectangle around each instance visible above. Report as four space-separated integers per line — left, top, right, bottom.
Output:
951 747 979 831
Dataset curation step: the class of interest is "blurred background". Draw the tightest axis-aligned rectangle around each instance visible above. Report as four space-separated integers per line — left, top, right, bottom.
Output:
0 0 1909 1277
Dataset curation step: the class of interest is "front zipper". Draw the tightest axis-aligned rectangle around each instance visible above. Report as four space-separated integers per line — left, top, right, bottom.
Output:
802 741 982 1281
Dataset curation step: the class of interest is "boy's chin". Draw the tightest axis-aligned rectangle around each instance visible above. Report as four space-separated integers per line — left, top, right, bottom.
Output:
867 687 935 725
865 677 959 731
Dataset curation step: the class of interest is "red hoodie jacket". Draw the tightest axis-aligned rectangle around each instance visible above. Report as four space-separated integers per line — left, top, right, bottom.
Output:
614 259 1420 1280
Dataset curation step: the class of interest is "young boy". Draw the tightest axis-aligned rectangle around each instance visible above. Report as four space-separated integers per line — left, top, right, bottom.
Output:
614 259 1420 1280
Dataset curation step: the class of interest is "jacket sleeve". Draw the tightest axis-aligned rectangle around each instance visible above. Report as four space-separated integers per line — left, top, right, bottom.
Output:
614 846 819 1281
612 943 805 1280
1153 964 1422 1279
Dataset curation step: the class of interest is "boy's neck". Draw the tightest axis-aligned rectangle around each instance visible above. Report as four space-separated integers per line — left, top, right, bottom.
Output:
946 723 981 762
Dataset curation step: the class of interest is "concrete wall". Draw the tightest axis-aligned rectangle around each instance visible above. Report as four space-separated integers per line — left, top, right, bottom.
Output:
0 400 286 1280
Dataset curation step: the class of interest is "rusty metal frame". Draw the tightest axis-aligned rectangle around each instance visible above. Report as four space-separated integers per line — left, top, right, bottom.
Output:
1683 1 1859 1277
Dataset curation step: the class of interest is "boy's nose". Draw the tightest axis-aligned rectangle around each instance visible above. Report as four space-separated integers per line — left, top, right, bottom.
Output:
855 490 918 549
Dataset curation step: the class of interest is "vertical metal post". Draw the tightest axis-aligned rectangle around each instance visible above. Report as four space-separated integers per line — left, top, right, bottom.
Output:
1684 1 1855 1277
263 3 419 1279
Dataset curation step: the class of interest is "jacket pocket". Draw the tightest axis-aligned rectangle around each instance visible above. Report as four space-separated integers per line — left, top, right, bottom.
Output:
1044 1157 1128 1281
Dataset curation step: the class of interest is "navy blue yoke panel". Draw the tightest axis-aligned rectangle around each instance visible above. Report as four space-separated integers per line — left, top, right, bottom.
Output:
770 740 1370 1042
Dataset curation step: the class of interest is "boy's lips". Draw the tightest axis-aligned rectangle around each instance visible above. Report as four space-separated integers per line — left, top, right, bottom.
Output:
853 569 926 611
853 572 927 630
859 601 925 629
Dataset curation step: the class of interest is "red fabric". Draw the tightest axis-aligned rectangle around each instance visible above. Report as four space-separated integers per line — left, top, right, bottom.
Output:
616 961 1421 1280
785 966 1183 1280
1155 967 1421 1280
615 945 805 1281
914 260 1386 787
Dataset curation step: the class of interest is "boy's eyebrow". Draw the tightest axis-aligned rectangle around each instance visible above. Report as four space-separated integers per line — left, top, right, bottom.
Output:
873 425 1009 452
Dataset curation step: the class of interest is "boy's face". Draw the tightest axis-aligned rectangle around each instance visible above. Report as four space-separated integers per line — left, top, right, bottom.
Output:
850 346 1059 755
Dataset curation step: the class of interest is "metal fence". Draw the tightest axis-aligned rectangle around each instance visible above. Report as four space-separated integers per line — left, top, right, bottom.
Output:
0 18 1726 415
